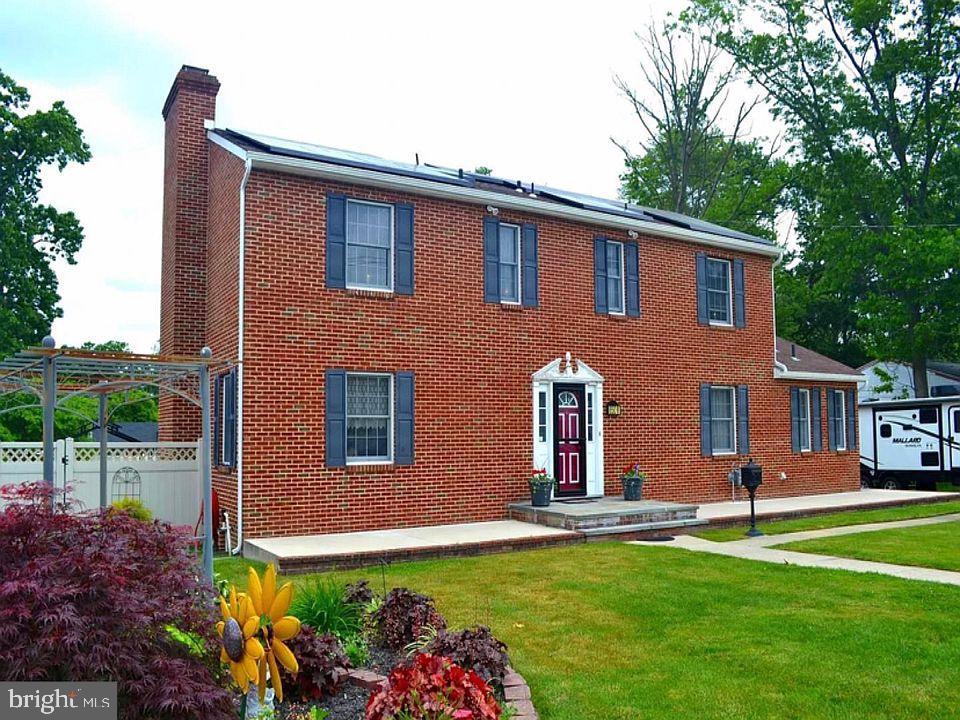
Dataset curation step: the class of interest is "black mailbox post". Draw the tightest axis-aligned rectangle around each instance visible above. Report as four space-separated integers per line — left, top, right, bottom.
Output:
740 458 763 537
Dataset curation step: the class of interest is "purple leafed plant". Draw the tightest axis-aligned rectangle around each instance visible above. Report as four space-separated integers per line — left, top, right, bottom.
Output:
0 483 235 720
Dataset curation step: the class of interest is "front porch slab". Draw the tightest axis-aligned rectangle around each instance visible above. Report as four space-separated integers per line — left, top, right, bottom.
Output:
508 497 704 535
244 520 581 574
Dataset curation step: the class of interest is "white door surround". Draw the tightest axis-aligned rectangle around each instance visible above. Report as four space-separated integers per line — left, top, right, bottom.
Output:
532 353 604 497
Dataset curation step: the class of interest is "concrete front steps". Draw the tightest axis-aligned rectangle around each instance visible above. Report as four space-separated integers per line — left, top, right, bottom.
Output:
508 497 706 538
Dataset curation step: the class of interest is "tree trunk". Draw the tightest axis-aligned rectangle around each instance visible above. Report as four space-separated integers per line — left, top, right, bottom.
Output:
913 354 930 398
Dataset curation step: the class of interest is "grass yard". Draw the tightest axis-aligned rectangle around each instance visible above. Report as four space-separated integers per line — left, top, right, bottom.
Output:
215 543 960 720
694 499 960 541
779 520 960 572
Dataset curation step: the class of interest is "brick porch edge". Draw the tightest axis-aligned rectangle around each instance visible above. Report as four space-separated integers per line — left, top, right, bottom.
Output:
347 665 538 719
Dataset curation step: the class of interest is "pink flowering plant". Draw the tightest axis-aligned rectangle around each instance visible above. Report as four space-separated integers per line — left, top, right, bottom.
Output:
528 468 555 488
620 462 646 482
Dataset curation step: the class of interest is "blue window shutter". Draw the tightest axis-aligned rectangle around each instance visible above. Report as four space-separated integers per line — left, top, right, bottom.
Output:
483 216 500 302
700 383 713 457
521 223 539 308
213 374 222 466
395 203 415 295
733 258 746 327
395 372 415 465
811 387 822 451
325 370 347 467
696 252 709 325
625 241 640 317
790 387 801 453
326 193 347 289
737 385 750 455
846 390 857 449
223 370 237 467
594 237 608 314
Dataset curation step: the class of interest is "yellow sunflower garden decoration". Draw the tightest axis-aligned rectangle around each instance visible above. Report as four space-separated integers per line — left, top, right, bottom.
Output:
217 564 301 714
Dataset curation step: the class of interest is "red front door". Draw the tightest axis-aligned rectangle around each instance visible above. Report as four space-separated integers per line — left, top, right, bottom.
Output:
554 385 586 496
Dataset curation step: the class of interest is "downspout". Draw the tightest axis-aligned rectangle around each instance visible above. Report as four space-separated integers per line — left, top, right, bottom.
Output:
772 252 788 375
231 157 253 555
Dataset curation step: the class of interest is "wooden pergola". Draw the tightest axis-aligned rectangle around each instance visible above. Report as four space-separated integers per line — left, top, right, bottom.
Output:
0 337 232 580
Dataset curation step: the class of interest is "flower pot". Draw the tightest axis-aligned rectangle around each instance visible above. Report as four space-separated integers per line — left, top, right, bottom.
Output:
529 482 553 507
622 477 644 501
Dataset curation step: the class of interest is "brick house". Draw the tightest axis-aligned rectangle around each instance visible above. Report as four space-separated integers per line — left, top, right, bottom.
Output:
158 66 863 544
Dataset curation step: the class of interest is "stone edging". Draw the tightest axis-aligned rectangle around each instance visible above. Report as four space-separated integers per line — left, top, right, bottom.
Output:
346 665 538 719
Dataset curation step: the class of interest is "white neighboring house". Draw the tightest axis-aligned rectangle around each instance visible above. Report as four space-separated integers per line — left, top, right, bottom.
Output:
858 360 960 402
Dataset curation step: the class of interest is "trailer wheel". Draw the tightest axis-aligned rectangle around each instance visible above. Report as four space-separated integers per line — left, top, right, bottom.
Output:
881 476 900 490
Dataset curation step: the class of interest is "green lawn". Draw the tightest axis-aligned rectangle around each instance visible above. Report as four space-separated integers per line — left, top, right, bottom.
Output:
215 543 960 719
694 500 960 542
779 520 960 572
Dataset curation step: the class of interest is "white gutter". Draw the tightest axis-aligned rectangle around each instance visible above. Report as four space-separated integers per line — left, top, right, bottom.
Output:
230 157 252 555
774 369 865 383
771 253 789 375
244 152 783 259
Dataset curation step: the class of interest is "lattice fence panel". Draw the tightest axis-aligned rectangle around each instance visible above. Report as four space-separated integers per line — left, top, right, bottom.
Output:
0 446 44 463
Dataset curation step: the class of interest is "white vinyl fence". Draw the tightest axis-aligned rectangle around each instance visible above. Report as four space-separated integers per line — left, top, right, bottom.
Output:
0 440 201 527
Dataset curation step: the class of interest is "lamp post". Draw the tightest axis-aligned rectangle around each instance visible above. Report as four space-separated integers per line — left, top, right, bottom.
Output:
740 458 763 537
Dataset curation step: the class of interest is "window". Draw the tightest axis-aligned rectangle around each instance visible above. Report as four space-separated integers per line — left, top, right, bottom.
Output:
606 241 625 314
797 388 811 451
710 386 737 454
919 407 938 425
833 390 847 450
346 200 393 290
705 258 732 325
880 423 892 438
587 391 594 442
537 390 547 442
346 373 392 462
497 223 521 303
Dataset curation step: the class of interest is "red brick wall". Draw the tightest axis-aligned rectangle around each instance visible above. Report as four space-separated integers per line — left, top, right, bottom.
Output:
232 170 860 539
158 67 219 441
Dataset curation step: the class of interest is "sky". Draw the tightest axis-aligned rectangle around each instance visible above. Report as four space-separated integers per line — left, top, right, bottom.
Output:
1 0 772 352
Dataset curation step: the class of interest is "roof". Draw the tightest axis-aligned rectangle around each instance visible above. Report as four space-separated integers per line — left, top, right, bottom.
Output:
776 337 861 379
92 422 159 443
211 128 774 249
860 395 960 408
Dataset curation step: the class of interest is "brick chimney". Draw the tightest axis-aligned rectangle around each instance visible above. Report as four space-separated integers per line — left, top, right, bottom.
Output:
159 65 219 440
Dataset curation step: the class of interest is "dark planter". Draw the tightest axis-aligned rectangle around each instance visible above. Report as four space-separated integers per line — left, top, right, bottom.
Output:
529 482 553 507
622 477 644 501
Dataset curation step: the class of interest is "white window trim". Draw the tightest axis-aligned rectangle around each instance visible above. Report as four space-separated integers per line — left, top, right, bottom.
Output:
498 222 522 305
798 388 812 452
711 385 738 456
834 390 847 451
706 257 734 327
607 240 626 316
345 198 395 293
345 371 394 465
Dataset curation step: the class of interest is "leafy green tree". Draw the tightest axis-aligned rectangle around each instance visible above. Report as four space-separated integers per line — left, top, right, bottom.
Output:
0 69 90 358
614 24 788 240
685 0 960 394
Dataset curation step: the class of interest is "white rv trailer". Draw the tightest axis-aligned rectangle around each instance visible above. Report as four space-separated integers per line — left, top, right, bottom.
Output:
859 395 960 490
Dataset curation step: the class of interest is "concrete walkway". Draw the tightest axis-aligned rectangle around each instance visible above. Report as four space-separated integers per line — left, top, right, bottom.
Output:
633 514 960 587
697 488 958 521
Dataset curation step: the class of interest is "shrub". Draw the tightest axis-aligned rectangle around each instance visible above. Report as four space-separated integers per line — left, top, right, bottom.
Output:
279 625 351 701
0 482 233 720
109 497 152 521
426 626 510 688
342 633 371 667
343 578 374 606
374 588 446 650
366 653 501 720
291 579 363 640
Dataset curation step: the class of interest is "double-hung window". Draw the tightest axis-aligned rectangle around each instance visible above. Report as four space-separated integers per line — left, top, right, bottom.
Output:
346 200 393 291
498 223 521 303
606 241 625 314
833 390 846 451
346 373 392 463
710 386 737 454
797 388 812 451
706 258 732 325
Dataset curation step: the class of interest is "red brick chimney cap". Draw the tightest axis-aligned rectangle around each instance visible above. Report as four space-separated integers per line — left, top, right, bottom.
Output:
162 65 220 120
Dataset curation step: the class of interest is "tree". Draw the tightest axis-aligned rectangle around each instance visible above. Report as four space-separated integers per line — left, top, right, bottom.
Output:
0 69 90 358
685 0 960 394
613 23 789 240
